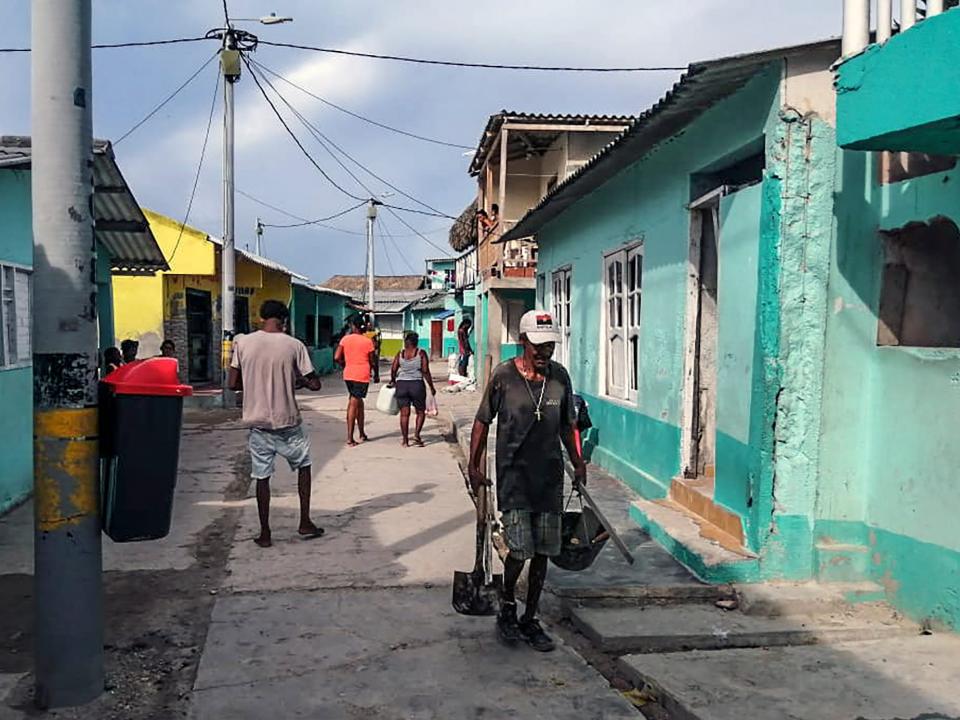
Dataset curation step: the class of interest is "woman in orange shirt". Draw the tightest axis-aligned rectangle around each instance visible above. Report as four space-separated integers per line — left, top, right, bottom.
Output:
334 316 377 446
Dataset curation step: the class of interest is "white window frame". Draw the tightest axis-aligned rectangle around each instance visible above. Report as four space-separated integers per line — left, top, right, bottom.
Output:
602 242 643 402
0 262 32 370
502 299 526 344
551 266 572 367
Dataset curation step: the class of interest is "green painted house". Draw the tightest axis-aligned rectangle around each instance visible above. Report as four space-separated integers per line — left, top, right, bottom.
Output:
504 37 960 631
289 279 353 374
0 136 167 514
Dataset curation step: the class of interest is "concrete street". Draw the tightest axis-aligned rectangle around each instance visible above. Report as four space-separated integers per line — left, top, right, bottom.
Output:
0 374 640 719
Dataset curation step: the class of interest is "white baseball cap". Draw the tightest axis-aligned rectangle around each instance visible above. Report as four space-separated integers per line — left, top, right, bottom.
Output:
519 310 562 345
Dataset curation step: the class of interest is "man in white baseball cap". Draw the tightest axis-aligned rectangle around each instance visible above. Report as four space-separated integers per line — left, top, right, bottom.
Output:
468 309 586 652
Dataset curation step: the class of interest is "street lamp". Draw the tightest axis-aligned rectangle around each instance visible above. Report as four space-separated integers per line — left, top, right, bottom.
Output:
232 12 294 25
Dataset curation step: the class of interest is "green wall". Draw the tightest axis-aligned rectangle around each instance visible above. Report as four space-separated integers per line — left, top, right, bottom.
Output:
290 285 349 375
0 169 33 513
536 66 782 509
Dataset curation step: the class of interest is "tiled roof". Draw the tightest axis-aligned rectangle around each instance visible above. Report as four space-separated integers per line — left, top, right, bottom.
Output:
0 136 168 274
501 39 841 244
469 111 635 175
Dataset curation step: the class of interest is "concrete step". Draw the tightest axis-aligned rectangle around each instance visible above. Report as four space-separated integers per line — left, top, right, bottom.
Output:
735 581 887 617
618 635 960 720
569 602 915 654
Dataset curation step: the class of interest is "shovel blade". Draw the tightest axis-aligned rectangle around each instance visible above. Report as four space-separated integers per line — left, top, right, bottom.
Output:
452 569 503 616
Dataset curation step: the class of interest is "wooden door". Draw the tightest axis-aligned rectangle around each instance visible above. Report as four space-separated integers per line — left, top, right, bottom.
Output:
430 320 443 360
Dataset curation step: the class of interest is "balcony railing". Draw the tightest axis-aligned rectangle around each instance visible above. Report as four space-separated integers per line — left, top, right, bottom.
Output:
455 246 478 290
843 0 947 56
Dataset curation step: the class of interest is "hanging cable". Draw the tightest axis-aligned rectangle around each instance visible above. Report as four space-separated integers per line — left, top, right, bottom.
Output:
260 201 367 228
240 53 368 202
379 223 398 277
385 205 452 255
247 60 454 218
114 52 219 145
0 36 212 53
222 0 231 25
377 215 418 275
256 39 685 73
168 68 220 263
250 59 472 150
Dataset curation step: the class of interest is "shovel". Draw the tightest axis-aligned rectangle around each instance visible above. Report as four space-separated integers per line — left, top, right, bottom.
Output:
452 483 503 616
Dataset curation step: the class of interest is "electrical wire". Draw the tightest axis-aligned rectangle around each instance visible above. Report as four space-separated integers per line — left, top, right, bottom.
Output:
0 37 212 53
168 68 220 264
247 60 453 219
379 223 398 276
377 215 418 275
260 201 367 228
222 0 231 25
250 58 472 150
240 53 368 202
257 39 685 73
385 204 452 255
114 52 218 145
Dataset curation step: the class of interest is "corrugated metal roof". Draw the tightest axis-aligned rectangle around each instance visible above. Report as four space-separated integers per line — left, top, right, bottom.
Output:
500 39 841 244
292 277 354 298
208 236 306 279
410 293 447 312
0 136 168 273
469 111 636 176
350 289 439 314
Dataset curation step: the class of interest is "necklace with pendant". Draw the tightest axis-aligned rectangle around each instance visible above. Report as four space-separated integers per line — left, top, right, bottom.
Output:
520 362 547 421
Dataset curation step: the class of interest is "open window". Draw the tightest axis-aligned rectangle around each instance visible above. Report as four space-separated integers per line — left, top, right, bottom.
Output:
878 217 960 347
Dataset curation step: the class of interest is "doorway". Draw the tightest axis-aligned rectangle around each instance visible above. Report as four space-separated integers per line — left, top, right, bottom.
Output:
682 188 722 485
186 289 213 384
430 320 443 360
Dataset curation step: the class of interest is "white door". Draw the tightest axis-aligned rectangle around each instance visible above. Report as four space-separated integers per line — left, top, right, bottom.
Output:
552 268 571 367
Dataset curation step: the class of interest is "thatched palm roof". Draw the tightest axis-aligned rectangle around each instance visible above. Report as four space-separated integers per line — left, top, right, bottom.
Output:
449 199 477 252
322 275 427 293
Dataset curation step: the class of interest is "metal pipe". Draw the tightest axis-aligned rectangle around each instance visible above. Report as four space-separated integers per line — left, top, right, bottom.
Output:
221 35 236 387
927 0 945 16
901 0 917 30
878 0 894 42
842 0 871 56
31 0 104 707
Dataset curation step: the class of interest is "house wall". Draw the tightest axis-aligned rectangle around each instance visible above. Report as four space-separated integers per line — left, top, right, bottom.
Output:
536 68 782 509
0 169 33 513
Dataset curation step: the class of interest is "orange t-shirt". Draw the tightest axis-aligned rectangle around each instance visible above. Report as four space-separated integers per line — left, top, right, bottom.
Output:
339 333 375 383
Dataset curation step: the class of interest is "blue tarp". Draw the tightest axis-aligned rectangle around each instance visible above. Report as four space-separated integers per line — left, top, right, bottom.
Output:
434 309 455 320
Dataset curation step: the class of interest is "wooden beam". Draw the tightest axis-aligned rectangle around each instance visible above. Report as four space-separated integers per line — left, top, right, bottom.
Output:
501 123 630 133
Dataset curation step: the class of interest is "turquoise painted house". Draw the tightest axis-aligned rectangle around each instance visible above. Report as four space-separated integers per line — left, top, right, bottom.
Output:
504 37 960 631
0 136 167 515
289 279 353 374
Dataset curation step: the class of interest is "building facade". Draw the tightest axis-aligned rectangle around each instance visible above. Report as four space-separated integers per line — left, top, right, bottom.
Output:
289 280 352 374
505 37 960 630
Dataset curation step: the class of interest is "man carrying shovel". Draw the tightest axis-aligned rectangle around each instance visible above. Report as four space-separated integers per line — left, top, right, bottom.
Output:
468 310 587 652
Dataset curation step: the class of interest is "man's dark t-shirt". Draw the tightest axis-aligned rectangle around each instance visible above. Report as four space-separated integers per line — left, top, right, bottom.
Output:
475 359 576 513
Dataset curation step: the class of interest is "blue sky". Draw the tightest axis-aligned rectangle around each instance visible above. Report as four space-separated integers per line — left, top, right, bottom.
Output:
0 1 841 284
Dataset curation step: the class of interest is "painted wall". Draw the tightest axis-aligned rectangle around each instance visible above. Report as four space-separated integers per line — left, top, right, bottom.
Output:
0 168 33 513
536 67 782 503
836 9 960 153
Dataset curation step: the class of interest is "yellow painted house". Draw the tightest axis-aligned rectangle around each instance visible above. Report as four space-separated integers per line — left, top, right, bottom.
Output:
113 209 302 384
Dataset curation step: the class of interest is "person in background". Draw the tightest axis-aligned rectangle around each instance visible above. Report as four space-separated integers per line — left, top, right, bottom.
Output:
363 316 382 384
457 317 473 378
389 332 436 448
228 300 324 548
335 315 377 447
120 338 139 364
160 339 176 358
103 347 122 375
468 310 586 652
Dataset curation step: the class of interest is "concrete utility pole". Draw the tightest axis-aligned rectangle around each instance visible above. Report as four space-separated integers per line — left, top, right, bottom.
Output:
366 199 379 324
31 0 103 708
221 31 240 389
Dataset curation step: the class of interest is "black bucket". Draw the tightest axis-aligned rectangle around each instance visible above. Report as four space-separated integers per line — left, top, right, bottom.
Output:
551 505 608 571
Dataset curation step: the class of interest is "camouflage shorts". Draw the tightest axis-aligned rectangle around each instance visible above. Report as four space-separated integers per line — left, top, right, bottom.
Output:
500 510 562 562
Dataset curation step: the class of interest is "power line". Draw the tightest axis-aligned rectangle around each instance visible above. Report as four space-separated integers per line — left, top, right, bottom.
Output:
240 53 367 202
250 59 472 150
168 67 220 264
378 222 398 276
385 204 451 255
0 37 212 53
115 52 218 145
257 39 686 73
222 0 231 25
378 215 418 274
260 202 367 228
247 60 453 219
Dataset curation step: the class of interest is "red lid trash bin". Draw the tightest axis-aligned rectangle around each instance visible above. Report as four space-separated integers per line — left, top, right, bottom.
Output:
99 358 193 542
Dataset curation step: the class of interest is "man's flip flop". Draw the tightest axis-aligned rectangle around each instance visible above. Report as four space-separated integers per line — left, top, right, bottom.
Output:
299 527 325 540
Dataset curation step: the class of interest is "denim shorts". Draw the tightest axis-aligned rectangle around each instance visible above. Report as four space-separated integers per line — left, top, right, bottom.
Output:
500 510 562 562
249 425 312 479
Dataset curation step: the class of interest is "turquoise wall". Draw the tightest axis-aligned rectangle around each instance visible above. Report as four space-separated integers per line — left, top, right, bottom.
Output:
536 66 781 507
836 9 960 153
290 286 349 374
0 169 33 513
